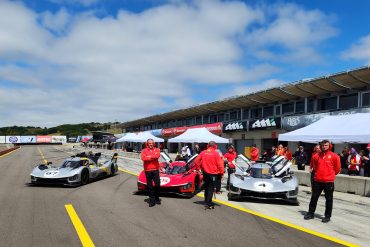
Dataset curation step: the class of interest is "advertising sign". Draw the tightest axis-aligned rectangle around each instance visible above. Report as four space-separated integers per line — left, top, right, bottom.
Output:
249 118 281 130
20 136 36 143
67 136 78 143
282 108 370 131
223 121 247 132
162 122 223 137
6 136 21 144
0 136 5 144
52 136 67 144
36 136 52 143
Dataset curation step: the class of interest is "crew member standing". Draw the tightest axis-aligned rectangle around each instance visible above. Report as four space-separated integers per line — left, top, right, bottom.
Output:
293 146 308 170
224 145 237 187
305 140 341 223
141 139 161 207
250 144 259 162
195 141 224 209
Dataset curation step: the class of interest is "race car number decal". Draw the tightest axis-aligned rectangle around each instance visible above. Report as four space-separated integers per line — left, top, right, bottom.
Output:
253 181 273 191
160 177 170 185
44 171 60 177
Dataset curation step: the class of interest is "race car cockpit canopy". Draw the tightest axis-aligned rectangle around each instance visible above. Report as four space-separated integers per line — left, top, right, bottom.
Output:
234 154 252 173
270 155 291 177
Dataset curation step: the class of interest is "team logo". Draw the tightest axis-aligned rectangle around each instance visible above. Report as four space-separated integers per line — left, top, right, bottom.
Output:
160 177 170 185
44 171 60 177
9 136 18 143
254 181 273 191
251 118 276 128
287 117 300 127
224 122 244 131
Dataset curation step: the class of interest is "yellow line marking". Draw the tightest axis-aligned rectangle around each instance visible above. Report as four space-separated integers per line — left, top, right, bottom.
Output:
37 147 48 164
0 147 20 158
118 168 358 247
65 204 95 247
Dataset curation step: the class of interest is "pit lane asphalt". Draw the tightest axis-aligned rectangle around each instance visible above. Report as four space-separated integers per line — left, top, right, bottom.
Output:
0 146 343 247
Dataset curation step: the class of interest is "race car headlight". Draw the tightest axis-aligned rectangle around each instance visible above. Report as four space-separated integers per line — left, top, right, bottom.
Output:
288 187 298 197
69 174 79 181
182 182 192 190
229 184 240 193
31 175 37 181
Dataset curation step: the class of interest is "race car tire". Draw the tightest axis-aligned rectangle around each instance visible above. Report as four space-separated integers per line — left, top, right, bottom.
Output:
80 169 89 186
110 164 116 176
227 192 238 201
288 198 300 206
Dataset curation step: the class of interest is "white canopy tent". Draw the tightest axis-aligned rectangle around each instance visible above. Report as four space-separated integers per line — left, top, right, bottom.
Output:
168 127 229 143
278 113 370 143
116 131 164 143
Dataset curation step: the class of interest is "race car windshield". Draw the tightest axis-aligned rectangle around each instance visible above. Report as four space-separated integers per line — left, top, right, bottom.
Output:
60 161 81 169
166 165 186 175
250 167 272 179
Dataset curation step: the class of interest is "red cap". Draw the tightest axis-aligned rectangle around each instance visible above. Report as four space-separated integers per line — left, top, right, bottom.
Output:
367 144 370 148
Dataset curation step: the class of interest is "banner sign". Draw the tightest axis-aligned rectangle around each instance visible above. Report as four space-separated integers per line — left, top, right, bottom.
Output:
20 136 36 143
0 136 5 144
6 136 21 144
36 136 52 143
67 136 78 143
162 122 223 137
52 136 67 143
223 121 248 132
249 118 281 130
282 108 370 131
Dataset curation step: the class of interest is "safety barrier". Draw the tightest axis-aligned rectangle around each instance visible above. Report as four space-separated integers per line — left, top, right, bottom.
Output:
0 146 20 156
293 170 370 197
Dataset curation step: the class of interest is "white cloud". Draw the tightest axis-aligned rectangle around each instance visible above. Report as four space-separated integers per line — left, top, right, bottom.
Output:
49 0 98 7
0 1 338 127
342 34 370 64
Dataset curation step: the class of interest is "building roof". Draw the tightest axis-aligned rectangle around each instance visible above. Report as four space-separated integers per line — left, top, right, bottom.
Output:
120 66 370 129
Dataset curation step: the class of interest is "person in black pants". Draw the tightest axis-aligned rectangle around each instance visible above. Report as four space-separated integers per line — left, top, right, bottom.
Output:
293 146 308 170
145 170 160 206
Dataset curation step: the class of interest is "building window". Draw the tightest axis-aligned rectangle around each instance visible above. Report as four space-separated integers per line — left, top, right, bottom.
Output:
318 96 337 111
263 106 274 117
225 113 230 121
282 102 294 114
230 111 238 121
210 114 217 123
339 93 358 110
307 99 315 113
242 108 249 120
218 113 224 122
275 105 281 115
176 120 183 127
195 116 202 125
295 101 305 113
363 92 370 107
251 108 262 119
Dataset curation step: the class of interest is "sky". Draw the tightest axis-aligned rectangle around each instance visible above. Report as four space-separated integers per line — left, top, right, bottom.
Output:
0 0 370 127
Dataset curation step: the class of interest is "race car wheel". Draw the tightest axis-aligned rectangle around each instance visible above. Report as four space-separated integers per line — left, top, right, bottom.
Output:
227 192 238 201
110 164 116 176
80 169 89 186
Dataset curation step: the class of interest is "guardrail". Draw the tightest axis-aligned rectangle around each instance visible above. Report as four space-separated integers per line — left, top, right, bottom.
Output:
0 146 20 156
294 170 370 197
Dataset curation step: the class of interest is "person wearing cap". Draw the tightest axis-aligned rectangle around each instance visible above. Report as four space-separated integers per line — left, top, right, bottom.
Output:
195 141 224 209
250 144 259 161
347 148 361 176
141 139 161 207
304 140 341 223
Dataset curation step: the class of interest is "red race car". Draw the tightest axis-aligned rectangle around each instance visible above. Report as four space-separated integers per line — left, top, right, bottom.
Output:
137 153 203 197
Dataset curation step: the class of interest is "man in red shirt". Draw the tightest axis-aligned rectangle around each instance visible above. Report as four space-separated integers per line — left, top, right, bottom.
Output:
304 140 341 223
250 144 259 161
141 139 161 207
195 141 224 209
224 145 237 188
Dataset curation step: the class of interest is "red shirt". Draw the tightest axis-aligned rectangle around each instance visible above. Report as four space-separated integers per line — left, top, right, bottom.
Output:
224 151 237 169
141 147 161 171
311 150 341 182
196 147 224 175
250 147 259 161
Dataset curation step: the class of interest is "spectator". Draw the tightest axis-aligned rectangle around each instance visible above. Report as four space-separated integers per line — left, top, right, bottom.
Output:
348 148 360 176
195 141 224 209
359 150 366 176
141 139 161 207
194 143 201 154
223 145 237 187
181 144 192 161
276 144 285 156
261 150 268 161
159 143 164 151
304 140 341 223
250 144 259 161
338 147 349 174
293 146 308 170
269 146 276 160
284 147 293 161
310 144 321 188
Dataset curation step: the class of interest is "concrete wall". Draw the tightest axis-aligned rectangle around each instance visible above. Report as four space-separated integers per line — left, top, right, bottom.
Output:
294 170 370 197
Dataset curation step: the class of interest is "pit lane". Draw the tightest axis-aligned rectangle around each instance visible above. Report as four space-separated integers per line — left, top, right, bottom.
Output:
0 146 358 246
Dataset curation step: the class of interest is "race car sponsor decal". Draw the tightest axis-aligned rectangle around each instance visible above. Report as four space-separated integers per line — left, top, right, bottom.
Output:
253 181 273 191
44 171 60 177
160 177 171 185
